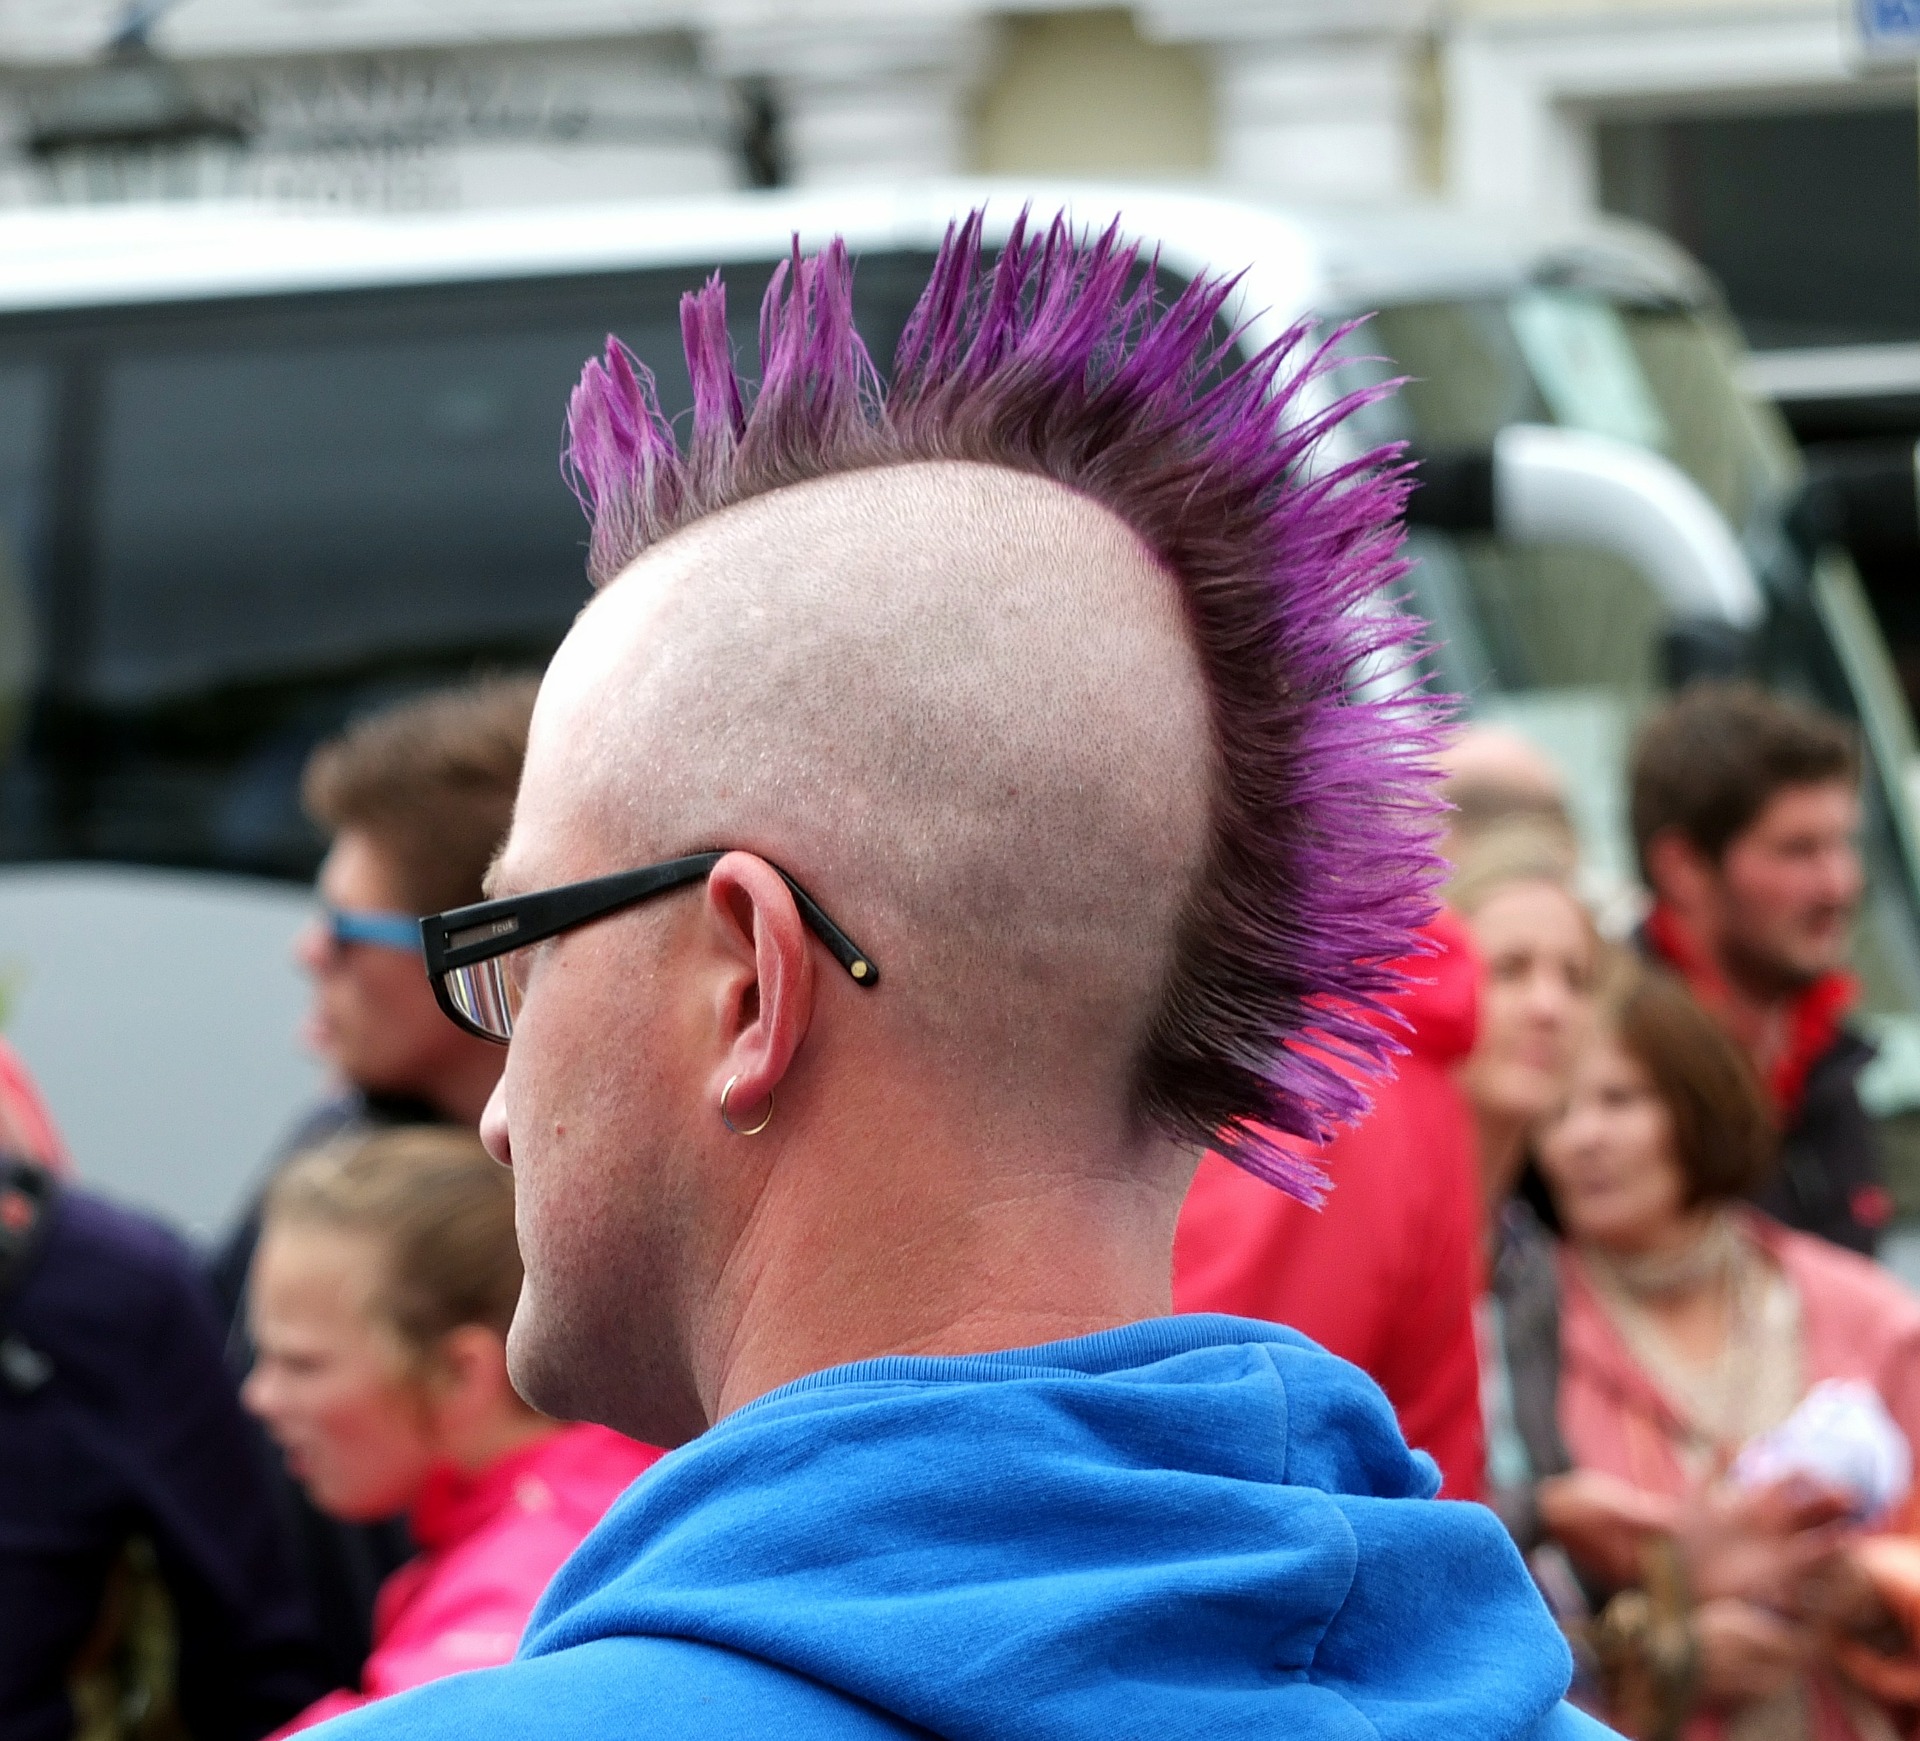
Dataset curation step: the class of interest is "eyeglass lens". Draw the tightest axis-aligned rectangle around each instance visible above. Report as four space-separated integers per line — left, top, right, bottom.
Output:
441 954 522 1042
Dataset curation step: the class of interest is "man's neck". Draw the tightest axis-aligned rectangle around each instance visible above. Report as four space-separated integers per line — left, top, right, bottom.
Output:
1717 981 1791 1076
697 1123 1190 1425
1649 903 1790 1063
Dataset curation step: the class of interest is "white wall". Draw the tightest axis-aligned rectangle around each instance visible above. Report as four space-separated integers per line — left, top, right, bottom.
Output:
1144 0 1438 204
0 864 321 1243
0 13 740 210
2 1 1910 219
707 13 990 187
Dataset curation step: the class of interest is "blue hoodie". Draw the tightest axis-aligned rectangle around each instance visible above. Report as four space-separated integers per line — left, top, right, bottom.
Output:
320 1316 1613 1740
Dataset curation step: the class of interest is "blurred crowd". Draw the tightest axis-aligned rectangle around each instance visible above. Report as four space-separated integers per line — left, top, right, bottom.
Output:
0 679 659 1741
2 666 1920 1741
1176 678 1919 1741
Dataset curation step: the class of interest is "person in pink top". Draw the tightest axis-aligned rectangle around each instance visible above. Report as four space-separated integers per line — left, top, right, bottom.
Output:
1536 954 1920 1741
0 1035 70 1174
242 1125 661 1734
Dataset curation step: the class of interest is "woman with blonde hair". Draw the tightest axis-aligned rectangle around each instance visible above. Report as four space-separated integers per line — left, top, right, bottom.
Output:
244 1126 661 1733
1446 822 1656 1578
1447 820 1594 1218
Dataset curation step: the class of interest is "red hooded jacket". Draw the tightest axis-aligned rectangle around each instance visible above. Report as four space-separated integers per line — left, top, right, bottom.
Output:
274 1425 661 1735
1172 911 1486 1498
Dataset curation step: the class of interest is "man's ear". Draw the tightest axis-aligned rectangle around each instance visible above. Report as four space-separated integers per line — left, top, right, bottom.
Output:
427 1324 515 1430
698 852 817 1129
1643 827 1717 912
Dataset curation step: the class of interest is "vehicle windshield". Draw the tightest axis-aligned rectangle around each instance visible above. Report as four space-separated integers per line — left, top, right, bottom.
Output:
0 255 937 881
1331 289 1920 1043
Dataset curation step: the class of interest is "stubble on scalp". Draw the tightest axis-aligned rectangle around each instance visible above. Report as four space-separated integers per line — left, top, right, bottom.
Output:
559 210 1446 1197
505 467 1212 1437
550 459 1215 1104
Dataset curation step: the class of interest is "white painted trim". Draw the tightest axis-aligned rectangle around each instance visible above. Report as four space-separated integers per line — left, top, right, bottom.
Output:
4 1 699 63
1744 343 1920 401
1444 7 1898 217
1140 0 1436 46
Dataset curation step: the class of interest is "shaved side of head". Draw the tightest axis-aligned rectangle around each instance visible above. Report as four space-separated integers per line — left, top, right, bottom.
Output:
558 209 1445 1198
542 461 1212 1103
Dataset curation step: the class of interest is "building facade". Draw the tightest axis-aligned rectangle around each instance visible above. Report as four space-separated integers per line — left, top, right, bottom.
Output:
0 1 1912 383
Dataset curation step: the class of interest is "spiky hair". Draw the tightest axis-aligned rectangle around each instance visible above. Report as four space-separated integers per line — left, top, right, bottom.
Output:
564 208 1444 1200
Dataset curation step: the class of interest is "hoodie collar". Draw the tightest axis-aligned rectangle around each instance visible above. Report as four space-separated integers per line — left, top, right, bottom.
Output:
522 1316 1572 1741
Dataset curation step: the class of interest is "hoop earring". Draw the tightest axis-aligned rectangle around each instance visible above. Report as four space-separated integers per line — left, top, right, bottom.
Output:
719 1075 774 1137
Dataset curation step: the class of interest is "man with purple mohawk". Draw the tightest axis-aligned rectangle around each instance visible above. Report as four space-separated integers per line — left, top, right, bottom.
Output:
331 212 1612 1741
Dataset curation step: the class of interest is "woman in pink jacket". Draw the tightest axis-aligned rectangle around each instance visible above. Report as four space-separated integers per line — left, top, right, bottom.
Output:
243 1126 661 1734
1536 955 1920 1741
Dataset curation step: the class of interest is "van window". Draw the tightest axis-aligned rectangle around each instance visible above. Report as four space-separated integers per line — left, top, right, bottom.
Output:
0 252 935 879
92 330 607 704
0 365 48 757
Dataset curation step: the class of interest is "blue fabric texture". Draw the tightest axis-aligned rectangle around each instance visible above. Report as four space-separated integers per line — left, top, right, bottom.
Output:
319 1315 1613 1740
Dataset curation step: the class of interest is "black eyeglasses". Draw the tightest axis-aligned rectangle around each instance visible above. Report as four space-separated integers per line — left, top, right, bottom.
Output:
419 851 879 1043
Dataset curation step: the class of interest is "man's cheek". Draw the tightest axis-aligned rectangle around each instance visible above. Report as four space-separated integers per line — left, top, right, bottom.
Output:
504 1010 578 1145
517 1088 620 1252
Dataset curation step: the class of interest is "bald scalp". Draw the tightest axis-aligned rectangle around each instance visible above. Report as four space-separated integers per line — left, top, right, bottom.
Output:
557 216 1443 1192
540 461 1214 1093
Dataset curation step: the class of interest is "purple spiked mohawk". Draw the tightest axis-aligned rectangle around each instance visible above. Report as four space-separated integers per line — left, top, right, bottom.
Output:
564 209 1446 1200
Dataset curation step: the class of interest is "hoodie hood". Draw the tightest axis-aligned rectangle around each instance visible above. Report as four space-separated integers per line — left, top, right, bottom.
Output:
522 1316 1574 1741
1381 907 1480 1068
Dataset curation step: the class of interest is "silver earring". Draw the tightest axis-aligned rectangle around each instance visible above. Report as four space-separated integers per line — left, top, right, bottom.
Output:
719 1075 773 1136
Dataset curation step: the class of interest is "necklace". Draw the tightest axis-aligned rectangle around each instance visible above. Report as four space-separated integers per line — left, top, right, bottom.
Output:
1583 1212 1741 1301
1580 1212 1803 1463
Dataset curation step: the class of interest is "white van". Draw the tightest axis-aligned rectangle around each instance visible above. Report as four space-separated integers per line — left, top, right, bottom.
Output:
0 184 1913 1237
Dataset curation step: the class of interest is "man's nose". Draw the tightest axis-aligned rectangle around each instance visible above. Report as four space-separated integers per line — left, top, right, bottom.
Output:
293 917 330 973
240 1365 272 1420
480 1079 513 1169
1825 843 1866 906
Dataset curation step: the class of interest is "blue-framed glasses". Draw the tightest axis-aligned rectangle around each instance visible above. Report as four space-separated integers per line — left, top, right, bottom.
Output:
322 904 425 955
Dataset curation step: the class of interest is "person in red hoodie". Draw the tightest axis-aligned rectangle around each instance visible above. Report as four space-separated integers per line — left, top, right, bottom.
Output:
243 1125 661 1734
1173 909 1486 1497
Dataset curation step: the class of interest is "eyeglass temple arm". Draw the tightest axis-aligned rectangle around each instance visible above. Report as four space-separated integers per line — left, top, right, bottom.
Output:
423 854 878 989
423 855 724 974
777 873 878 987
